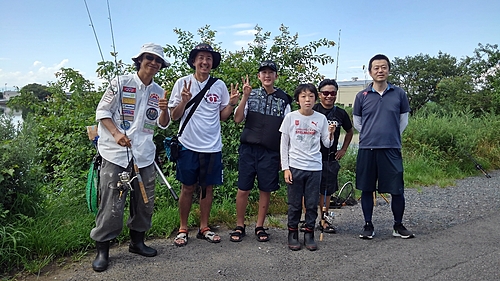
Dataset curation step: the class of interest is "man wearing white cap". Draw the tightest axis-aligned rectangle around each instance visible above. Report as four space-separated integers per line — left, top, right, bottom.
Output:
90 43 171 272
169 43 239 246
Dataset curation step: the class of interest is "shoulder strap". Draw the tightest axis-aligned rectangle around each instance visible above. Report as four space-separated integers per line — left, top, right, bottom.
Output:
178 77 218 137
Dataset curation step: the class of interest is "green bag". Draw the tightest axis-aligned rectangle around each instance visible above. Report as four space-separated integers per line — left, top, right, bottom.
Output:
86 153 101 215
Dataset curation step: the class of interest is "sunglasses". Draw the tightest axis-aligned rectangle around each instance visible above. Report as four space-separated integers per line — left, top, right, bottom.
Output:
144 54 163 64
320 91 337 96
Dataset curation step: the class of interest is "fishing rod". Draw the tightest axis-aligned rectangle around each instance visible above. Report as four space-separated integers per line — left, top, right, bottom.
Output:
450 138 491 179
84 0 148 204
465 151 491 178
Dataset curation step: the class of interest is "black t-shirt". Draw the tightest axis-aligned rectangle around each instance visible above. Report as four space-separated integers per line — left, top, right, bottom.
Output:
312 103 353 161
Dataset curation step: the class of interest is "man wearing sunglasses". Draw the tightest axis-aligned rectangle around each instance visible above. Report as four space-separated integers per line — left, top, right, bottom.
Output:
313 79 353 234
169 43 239 246
353 54 414 240
91 43 171 272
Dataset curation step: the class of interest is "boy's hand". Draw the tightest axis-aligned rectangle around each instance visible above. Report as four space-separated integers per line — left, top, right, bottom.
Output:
284 169 293 184
242 75 252 97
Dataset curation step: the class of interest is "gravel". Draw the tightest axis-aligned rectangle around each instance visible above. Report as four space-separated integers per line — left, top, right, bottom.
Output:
18 169 500 281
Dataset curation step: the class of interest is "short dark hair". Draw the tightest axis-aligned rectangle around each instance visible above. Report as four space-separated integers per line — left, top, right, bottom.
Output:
318 78 338 91
368 54 391 71
134 54 143 71
293 83 318 102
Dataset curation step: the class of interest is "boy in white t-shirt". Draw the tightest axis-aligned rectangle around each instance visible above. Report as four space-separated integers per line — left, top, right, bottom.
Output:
279 83 335 251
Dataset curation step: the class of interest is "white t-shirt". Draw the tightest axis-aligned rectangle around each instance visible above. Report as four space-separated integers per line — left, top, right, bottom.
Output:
96 73 168 168
279 110 332 171
168 74 229 153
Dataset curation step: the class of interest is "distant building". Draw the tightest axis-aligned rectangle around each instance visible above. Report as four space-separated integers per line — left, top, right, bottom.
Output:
336 80 371 107
3 91 20 100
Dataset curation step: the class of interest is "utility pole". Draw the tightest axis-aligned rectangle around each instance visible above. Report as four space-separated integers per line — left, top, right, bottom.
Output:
334 29 341 81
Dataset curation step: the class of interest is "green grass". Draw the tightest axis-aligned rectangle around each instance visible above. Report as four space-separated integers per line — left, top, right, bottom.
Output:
3 108 500 279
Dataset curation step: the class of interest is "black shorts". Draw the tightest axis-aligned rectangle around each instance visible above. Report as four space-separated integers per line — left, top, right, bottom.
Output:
319 160 340 196
355 148 404 195
237 144 280 192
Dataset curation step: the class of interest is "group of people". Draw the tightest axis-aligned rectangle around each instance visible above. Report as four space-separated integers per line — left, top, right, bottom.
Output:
90 42 414 272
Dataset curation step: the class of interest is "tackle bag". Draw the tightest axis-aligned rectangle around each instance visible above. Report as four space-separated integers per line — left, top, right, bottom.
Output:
86 152 101 215
164 136 181 162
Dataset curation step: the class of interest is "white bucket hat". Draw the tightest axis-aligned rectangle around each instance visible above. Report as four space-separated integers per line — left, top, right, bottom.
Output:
131 43 171 69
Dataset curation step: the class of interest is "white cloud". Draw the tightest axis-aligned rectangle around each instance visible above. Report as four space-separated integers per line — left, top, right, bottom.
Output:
220 23 254 29
0 59 71 88
234 29 258 36
233 40 252 47
301 32 320 38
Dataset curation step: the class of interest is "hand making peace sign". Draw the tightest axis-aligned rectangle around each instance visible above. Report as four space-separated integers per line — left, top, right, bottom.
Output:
181 80 192 104
229 82 240 105
241 74 252 97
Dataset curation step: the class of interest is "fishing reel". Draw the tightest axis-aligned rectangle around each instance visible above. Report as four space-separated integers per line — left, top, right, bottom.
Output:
116 171 137 191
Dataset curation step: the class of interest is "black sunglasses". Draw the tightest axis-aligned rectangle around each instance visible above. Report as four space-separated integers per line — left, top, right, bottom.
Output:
320 91 337 97
144 54 163 64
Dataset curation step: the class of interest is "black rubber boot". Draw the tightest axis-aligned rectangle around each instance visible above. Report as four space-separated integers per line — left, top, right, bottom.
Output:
92 241 110 272
129 230 157 257
287 229 301 251
304 229 318 251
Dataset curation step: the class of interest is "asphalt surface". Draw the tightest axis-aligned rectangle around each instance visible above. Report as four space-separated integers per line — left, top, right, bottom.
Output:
20 170 500 281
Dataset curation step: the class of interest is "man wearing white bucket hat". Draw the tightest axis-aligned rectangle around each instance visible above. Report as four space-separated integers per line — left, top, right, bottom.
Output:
90 43 171 272
168 43 239 246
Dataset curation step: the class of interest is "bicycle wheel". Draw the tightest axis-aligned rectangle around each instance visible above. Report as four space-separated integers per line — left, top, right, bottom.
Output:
336 181 354 206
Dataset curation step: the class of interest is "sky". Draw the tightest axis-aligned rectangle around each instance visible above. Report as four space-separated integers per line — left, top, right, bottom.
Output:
1 0 499 91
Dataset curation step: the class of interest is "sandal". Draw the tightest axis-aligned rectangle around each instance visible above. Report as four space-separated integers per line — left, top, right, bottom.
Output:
229 225 246 242
255 226 270 242
196 227 221 243
174 229 188 247
319 223 337 234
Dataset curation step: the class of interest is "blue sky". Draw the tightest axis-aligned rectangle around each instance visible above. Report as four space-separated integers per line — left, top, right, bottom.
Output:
1 0 499 91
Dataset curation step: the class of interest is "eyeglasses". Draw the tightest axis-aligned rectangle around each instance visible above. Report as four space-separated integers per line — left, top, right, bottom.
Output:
144 54 163 64
320 91 337 96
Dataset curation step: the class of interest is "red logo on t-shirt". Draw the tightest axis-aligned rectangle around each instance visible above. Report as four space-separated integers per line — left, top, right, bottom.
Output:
295 120 299 126
205 93 219 103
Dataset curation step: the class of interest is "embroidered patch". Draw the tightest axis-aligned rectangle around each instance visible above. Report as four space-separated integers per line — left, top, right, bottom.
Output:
122 109 135 116
146 108 158 120
148 93 160 107
102 88 115 103
120 120 131 130
122 97 135 104
123 104 135 110
143 122 155 134
123 86 136 93
123 92 135 98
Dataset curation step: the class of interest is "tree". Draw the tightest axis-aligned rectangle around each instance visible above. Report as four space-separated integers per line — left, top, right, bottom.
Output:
390 52 462 112
434 44 500 116
20 83 52 100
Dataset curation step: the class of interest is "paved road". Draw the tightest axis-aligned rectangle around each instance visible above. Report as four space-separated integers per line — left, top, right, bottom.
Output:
22 210 500 281
21 171 500 281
